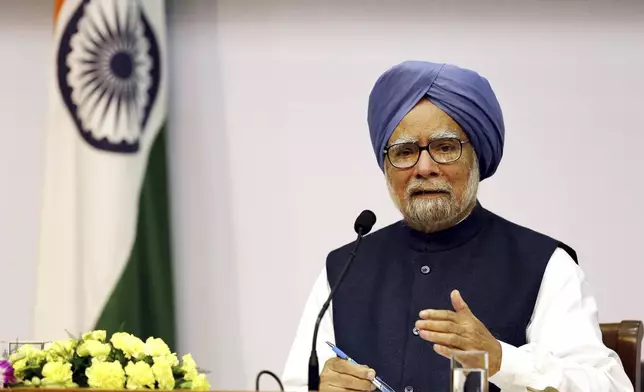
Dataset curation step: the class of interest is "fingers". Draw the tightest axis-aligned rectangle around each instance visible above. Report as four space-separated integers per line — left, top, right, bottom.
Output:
418 309 456 321
327 358 375 379
450 290 470 314
414 319 462 335
327 373 376 391
419 290 472 319
418 330 467 349
320 358 376 392
432 344 452 359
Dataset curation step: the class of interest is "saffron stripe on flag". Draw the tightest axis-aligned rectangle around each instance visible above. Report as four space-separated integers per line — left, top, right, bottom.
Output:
54 0 65 23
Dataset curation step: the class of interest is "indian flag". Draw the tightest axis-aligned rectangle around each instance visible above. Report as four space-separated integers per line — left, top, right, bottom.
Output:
34 0 175 349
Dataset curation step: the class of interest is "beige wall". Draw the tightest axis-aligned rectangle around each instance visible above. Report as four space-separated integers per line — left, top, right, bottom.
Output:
2 0 644 390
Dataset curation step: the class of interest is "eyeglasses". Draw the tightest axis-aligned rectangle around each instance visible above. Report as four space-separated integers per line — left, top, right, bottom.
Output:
383 138 470 169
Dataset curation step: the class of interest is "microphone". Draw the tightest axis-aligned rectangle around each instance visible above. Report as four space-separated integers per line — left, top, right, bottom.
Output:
308 210 377 391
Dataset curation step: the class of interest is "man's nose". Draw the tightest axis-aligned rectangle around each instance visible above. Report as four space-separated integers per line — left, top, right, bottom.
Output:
414 150 440 178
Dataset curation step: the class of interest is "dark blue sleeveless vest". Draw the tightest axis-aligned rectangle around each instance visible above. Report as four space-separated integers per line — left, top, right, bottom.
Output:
326 202 576 392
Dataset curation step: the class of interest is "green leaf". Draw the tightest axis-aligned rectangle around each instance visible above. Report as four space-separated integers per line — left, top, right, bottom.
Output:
70 356 91 387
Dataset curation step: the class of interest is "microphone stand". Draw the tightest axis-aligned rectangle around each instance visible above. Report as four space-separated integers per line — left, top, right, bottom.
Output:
308 229 365 391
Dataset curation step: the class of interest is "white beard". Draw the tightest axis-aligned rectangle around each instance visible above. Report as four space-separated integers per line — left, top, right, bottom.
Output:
387 156 480 233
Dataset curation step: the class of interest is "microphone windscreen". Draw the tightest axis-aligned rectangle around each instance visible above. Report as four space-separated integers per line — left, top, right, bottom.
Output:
354 210 377 235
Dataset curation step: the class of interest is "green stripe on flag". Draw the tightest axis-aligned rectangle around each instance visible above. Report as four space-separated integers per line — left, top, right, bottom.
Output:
95 125 176 349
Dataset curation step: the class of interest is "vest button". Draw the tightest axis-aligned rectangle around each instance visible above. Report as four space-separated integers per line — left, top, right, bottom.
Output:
420 265 431 274
412 327 419 336
404 386 414 392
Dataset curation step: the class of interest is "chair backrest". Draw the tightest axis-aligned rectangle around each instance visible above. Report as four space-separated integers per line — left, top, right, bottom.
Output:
600 320 643 391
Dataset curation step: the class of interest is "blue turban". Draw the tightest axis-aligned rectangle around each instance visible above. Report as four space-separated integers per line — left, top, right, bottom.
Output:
367 61 505 180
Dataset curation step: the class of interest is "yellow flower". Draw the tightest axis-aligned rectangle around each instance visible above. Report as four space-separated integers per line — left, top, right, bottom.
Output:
11 358 27 371
190 374 211 391
152 356 175 390
124 361 155 389
166 352 179 366
110 332 146 360
145 337 170 357
77 340 111 360
45 339 77 362
86 358 126 389
9 345 46 381
41 361 76 387
11 358 27 380
181 354 198 381
82 330 107 342
147 341 178 367
9 344 46 364
145 337 179 369
24 376 41 387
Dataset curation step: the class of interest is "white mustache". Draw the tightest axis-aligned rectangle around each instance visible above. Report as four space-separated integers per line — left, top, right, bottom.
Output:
405 179 453 197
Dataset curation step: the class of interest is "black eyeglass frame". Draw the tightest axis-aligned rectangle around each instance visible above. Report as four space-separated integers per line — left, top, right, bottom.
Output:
383 138 470 169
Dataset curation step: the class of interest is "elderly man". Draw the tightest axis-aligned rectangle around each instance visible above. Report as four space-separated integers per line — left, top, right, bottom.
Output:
282 61 632 392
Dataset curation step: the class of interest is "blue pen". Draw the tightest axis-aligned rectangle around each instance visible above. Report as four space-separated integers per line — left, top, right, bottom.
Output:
326 341 396 392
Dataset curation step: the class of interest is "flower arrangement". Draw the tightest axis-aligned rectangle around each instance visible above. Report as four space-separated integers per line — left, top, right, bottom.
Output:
1 331 210 390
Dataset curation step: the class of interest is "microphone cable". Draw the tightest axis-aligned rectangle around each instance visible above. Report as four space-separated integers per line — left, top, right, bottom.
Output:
255 370 285 392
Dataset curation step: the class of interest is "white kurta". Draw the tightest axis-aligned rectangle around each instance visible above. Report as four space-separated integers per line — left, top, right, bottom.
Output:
282 248 634 392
